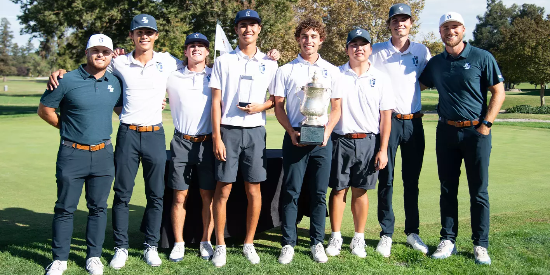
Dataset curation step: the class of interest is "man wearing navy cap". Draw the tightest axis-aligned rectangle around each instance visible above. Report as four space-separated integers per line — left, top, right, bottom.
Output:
369 3 431 257
39 34 122 275
166 32 216 262
209 8 278 267
419 12 505 265
325 28 394 259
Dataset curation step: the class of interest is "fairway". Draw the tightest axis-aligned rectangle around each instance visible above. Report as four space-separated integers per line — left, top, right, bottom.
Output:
1 109 550 274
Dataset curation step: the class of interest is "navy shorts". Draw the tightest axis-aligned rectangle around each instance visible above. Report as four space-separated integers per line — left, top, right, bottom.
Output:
169 134 216 191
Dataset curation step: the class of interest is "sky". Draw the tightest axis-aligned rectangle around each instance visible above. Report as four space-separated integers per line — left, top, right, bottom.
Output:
2 0 550 48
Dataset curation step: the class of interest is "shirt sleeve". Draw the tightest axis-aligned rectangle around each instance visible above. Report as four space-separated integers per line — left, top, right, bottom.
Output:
421 45 432 71
209 58 223 90
273 67 287 98
379 74 396 111
418 59 435 88
114 76 124 107
40 80 67 108
484 54 504 87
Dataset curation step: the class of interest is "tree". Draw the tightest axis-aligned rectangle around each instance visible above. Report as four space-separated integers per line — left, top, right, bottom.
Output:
419 31 443 56
0 18 17 76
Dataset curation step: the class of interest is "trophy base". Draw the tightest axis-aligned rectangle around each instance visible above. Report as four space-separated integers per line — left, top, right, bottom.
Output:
299 125 325 145
238 102 250 107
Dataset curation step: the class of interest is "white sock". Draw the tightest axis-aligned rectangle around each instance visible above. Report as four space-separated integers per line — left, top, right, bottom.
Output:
331 232 342 239
354 232 364 239
216 244 226 249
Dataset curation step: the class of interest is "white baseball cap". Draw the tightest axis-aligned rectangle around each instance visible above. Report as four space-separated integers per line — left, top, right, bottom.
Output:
439 12 465 27
86 34 114 52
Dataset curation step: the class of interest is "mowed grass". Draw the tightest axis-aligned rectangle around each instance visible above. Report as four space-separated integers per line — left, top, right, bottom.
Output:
1 79 550 274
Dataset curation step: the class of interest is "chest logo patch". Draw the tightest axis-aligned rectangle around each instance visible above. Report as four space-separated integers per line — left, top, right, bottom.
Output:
259 64 266 74
107 85 114 92
206 74 211 81
156 62 163 72
464 63 471 70
322 69 328 78
412 56 419 66
370 78 376 87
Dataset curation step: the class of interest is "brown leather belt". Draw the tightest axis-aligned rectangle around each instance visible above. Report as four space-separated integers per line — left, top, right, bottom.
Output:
62 140 111 151
175 130 212 142
128 125 161 132
440 117 480 127
395 113 424 120
343 133 373 139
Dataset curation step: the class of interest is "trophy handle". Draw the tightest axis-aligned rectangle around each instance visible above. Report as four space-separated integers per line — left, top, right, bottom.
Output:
297 86 306 109
323 88 331 110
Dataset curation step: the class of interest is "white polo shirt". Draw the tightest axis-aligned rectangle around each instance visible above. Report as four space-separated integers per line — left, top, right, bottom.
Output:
166 66 212 135
370 40 430 114
333 62 396 135
111 51 181 126
273 54 342 127
209 47 278 127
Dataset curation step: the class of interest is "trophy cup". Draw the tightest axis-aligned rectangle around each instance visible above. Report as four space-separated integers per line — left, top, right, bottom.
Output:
238 75 253 107
298 72 331 145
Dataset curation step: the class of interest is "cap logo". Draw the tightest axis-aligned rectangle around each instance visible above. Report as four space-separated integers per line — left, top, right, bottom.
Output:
107 85 114 92
356 30 362 35
142 16 149 23
399 6 403 11
194 33 199 38
99 37 103 43
246 10 251 16
446 14 452 19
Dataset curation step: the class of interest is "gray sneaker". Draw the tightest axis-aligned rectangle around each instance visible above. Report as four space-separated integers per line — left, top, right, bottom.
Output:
432 240 456 259
85 257 104 275
407 233 429 254
199 242 214 260
474 246 491 265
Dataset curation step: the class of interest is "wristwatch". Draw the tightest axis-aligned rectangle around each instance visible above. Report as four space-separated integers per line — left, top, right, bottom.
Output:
482 120 493 128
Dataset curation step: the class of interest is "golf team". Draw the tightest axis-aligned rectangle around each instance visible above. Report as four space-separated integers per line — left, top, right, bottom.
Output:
38 3 505 275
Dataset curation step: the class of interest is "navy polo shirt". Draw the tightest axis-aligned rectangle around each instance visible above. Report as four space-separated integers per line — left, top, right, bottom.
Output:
419 42 504 121
40 65 123 145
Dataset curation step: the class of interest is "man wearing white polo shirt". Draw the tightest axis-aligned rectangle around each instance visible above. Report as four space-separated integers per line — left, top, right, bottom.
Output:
274 18 341 265
369 3 431 257
209 9 278 267
325 28 394 259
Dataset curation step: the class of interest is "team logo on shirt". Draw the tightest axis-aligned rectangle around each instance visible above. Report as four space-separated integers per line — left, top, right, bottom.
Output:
142 17 149 23
107 85 114 92
322 69 328 78
412 56 419 67
156 62 163 72
259 63 266 74
464 63 471 70
206 74 211 81
370 78 376 87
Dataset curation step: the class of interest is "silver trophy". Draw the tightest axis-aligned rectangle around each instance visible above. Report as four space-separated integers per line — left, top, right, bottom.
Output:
297 72 331 145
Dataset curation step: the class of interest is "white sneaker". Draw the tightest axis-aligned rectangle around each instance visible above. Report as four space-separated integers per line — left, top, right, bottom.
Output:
85 257 104 275
144 245 162 267
350 237 367 258
325 237 343 256
243 244 260 264
45 260 67 275
311 243 328 263
376 235 392 257
474 246 491 265
199 242 214 260
169 243 185 262
212 246 227 268
407 233 429 254
278 245 295 264
109 247 128 270
432 240 456 259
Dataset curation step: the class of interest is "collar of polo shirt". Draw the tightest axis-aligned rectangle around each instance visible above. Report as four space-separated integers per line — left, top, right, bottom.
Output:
235 46 266 61
387 39 413 55
183 66 208 75
343 61 374 78
443 41 471 60
296 53 328 67
125 50 161 66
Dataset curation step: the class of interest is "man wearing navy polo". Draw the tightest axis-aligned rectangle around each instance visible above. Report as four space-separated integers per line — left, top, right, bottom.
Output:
419 12 505 265
39 34 122 275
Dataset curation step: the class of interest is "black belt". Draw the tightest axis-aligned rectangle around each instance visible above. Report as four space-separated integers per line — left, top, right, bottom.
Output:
61 140 111 151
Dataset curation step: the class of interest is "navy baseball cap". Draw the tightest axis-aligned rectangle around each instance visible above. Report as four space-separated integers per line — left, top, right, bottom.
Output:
346 28 371 44
130 14 158 31
234 9 261 25
388 3 412 19
185 33 210 48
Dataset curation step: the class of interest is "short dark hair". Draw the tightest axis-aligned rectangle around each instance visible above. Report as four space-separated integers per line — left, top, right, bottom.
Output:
294 18 326 40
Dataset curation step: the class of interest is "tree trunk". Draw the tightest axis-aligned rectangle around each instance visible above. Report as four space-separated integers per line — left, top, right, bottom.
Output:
541 84 546 106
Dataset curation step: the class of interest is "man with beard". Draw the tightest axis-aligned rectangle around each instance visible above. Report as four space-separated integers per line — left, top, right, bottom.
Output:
209 9 278 267
274 18 342 265
419 12 505 265
369 3 431 257
39 34 122 275
166 33 216 262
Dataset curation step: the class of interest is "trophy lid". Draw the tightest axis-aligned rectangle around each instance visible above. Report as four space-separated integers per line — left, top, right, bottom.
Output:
306 71 325 89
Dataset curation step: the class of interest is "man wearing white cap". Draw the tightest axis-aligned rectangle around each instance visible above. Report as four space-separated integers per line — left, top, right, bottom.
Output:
38 34 122 275
369 3 431 257
419 12 505 265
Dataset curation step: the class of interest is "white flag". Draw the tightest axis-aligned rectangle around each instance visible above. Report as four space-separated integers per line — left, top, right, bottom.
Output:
215 23 233 55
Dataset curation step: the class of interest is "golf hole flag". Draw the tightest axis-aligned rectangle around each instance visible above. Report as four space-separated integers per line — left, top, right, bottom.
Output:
215 23 233 55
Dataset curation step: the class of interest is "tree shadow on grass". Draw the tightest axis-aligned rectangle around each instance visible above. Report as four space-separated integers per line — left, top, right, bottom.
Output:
0 105 38 116
0 204 147 268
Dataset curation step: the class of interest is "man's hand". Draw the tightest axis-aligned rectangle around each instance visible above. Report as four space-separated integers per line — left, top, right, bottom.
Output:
266 49 281 61
114 48 126 58
289 130 305 147
162 98 167 110
476 124 491 136
47 69 67 90
237 103 262 114
213 138 227 161
320 131 331 147
375 150 388 171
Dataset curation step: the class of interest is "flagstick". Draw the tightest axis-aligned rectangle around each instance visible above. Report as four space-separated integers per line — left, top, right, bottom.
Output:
213 49 217 62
